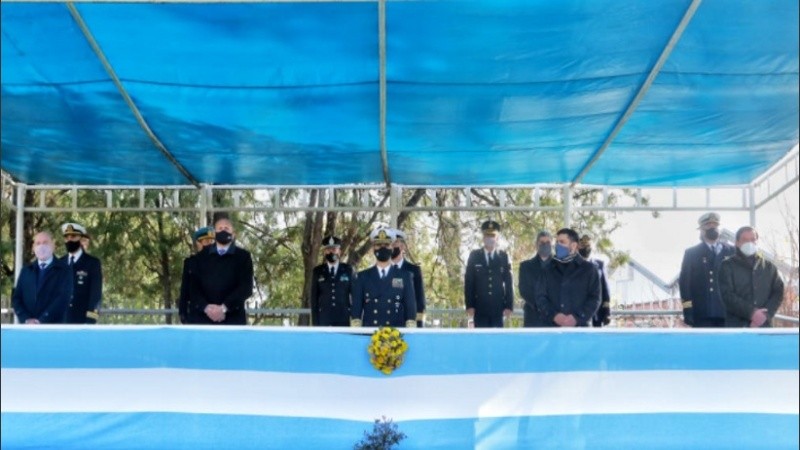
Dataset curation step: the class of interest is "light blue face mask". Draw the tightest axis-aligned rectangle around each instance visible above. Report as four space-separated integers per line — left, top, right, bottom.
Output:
554 243 572 260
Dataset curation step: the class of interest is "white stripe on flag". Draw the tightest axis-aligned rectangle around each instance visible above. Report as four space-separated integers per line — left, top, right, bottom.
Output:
2 369 797 421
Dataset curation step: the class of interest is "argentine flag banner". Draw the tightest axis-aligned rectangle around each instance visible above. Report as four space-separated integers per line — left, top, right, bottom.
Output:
1 326 798 449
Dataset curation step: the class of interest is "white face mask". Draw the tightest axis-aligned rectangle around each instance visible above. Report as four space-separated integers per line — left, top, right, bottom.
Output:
34 244 53 261
740 242 758 257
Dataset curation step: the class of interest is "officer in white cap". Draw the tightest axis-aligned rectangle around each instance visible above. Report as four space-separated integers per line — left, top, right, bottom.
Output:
60 222 103 324
678 212 735 327
351 227 417 328
390 228 427 327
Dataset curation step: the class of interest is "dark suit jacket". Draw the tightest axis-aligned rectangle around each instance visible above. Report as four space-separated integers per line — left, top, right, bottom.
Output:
189 244 254 325
536 256 601 327
12 258 73 323
60 252 103 324
679 241 735 324
352 265 416 327
396 259 426 319
518 256 550 327
310 262 356 326
589 259 611 327
178 253 200 324
464 249 514 316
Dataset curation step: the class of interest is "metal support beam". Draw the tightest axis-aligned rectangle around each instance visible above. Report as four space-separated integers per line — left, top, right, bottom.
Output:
748 185 756 227
389 184 400 227
65 2 200 187
377 0 390 186
563 184 572 228
199 184 210 227
571 0 703 185
14 184 26 287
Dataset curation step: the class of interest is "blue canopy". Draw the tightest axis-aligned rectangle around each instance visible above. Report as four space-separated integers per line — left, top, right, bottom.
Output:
2 0 798 187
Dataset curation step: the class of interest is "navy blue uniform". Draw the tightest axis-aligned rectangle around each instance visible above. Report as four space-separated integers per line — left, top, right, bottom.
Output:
464 249 514 328
589 259 611 327
310 263 356 326
12 259 73 324
352 265 416 327
178 253 200 324
395 260 426 327
536 257 601 327
679 242 735 327
518 256 550 327
189 245 254 325
60 251 103 324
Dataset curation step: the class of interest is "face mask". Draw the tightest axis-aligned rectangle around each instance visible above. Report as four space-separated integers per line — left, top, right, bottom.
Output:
215 230 233 245
537 243 552 258
391 247 402 259
374 247 392 262
65 240 82 253
34 244 53 261
704 228 720 241
554 243 572 261
483 236 496 248
740 242 758 257
578 247 592 258
324 253 339 263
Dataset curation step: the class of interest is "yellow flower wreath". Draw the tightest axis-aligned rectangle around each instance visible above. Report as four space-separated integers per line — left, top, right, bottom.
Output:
368 327 409 375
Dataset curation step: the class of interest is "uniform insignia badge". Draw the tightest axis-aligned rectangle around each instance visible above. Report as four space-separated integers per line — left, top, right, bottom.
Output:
318 276 325 282
77 270 88 277
341 275 349 282
392 278 403 288
395 302 401 309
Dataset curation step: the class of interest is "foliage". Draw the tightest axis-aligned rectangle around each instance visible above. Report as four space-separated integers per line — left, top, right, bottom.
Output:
368 327 408 375
354 416 407 450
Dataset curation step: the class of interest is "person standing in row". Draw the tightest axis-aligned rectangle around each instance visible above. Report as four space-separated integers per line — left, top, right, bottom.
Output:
536 228 600 327
12 231 73 324
679 212 735 327
519 230 553 327
390 229 426 327
179 226 215 324
310 235 356 326
351 227 416 328
719 226 784 328
464 220 514 328
190 216 254 325
60 223 103 324
579 234 611 327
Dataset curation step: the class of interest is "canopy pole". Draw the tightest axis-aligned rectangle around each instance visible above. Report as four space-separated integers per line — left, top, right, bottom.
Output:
563 185 572 228
65 2 200 187
570 0 703 186
378 0 390 186
13 184 26 285
748 185 756 227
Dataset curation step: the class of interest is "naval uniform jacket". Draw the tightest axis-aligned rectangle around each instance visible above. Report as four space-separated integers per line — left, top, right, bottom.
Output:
518 255 550 327
60 251 103 324
589 259 611 327
395 259 426 325
352 265 416 327
464 249 514 317
679 241 735 325
310 262 356 326
12 258 73 324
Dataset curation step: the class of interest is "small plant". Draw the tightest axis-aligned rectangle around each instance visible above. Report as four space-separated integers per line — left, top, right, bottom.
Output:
354 416 407 450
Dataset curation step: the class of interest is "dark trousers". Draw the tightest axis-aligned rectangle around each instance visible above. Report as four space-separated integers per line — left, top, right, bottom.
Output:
475 312 503 328
694 317 725 328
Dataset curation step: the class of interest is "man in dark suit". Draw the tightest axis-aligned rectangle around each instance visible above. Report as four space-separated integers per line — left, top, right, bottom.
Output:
536 228 601 327
578 234 611 327
60 223 103 324
178 226 215 324
679 212 736 327
12 231 72 324
390 228 426 327
190 216 254 325
351 227 417 328
310 235 356 326
518 230 553 327
464 220 514 328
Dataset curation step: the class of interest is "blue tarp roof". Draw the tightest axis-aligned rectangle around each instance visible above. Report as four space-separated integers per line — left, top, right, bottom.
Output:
1 0 798 187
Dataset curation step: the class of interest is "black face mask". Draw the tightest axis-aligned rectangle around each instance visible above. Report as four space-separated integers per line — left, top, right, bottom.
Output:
578 247 592 258
324 253 339 263
704 228 720 241
391 247 402 259
374 247 392 262
215 230 233 245
65 241 82 253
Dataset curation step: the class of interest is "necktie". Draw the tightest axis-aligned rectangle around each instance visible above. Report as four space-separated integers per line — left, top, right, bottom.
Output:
330 267 335 277
381 269 386 279
218 248 225 256
40 263 47 271
69 256 75 266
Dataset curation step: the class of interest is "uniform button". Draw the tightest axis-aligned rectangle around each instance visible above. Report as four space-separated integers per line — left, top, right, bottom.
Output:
387 299 391 304
709 271 713 274
332 303 336 307
386 321 390 325
387 310 392 314
332 295 336 299
709 279 713 282
374 309 378 314
373 320 378 325
710 288 714 291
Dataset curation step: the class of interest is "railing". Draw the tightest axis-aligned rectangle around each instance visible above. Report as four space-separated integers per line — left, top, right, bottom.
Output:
3 307 798 327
